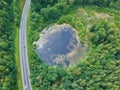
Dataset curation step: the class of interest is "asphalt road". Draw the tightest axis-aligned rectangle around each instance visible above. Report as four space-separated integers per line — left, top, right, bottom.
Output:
19 0 32 90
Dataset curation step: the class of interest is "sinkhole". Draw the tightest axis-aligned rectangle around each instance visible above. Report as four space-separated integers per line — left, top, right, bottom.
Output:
35 24 87 67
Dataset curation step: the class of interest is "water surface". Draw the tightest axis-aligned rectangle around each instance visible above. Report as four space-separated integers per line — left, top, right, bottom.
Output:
35 24 87 67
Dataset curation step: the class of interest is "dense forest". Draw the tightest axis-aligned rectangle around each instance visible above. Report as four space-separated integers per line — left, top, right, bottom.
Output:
28 0 120 90
0 0 120 90
0 0 25 90
0 0 17 89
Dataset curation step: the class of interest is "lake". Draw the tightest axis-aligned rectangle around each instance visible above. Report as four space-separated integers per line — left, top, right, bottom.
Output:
35 24 87 67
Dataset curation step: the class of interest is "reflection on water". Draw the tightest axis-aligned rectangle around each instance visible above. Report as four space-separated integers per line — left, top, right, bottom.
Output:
35 24 87 67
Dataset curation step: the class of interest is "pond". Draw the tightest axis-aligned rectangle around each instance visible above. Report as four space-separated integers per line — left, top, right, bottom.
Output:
35 24 87 67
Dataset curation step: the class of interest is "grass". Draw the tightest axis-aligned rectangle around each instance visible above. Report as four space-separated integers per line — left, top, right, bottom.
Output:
14 26 23 90
27 6 31 60
27 6 31 44
13 0 26 90
26 3 33 87
18 0 26 13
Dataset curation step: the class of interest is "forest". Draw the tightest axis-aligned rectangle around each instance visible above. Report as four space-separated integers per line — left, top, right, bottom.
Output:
27 0 120 90
0 0 25 90
0 0 120 90
0 0 17 89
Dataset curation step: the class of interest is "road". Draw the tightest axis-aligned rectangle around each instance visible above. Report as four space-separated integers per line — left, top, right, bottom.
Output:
19 0 32 90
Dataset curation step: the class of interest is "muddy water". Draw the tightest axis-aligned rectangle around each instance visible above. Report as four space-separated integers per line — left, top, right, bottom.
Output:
35 24 87 67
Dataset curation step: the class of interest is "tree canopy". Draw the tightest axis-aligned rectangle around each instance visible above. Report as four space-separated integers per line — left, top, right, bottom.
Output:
28 0 120 90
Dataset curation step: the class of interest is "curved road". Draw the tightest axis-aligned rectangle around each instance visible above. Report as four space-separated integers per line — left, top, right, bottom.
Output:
19 0 32 90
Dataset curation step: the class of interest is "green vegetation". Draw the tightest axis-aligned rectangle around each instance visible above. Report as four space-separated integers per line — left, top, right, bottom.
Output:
74 0 119 7
28 0 120 90
0 0 25 90
13 0 25 90
14 27 22 90
1 0 120 90
0 0 17 89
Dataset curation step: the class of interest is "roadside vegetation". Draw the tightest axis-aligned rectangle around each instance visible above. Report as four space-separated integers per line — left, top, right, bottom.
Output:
13 0 26 90
0 0 25 90
27 0 120 90
13 0 25 90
